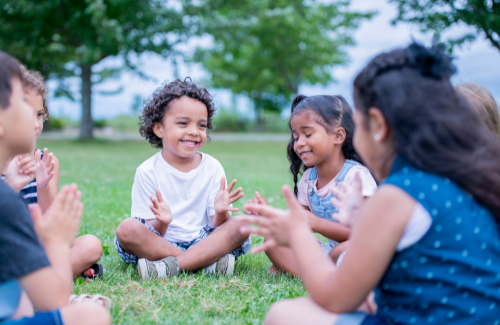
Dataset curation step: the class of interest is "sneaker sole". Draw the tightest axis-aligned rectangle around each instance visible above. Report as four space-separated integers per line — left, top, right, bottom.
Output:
225 254 235 276
137 259 149 280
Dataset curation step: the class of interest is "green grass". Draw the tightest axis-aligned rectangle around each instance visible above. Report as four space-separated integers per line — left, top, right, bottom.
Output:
37 139 307 325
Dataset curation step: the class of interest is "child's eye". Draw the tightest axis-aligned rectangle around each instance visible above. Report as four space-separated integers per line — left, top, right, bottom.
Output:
199 124 207 128
305 134 311 138
177 122 187 126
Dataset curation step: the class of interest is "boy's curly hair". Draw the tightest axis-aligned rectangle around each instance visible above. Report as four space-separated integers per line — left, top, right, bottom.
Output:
139 78 216 148
20 65 49 121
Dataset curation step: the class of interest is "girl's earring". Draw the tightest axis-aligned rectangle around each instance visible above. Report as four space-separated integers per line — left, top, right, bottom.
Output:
374 134 381 141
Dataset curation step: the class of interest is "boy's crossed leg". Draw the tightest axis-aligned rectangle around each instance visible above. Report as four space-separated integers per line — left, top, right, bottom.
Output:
115 217 250 275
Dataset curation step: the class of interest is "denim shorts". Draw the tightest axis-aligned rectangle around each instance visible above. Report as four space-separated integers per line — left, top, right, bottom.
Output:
1 310 63 325
334 312 387 325
114 217 252 264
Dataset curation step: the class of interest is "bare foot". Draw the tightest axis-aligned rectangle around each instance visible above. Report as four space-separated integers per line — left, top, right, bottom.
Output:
268 265 280 276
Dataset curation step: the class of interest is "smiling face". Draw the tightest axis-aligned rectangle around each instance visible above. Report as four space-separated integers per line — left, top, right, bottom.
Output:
290 110 345 167
24 90 44 141
153 96 208 160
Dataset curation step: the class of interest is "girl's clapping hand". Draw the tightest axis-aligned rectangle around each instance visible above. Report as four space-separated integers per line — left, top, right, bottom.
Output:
35 148 55 189
244 191 268 214
330 172 364 228
239 185 309 253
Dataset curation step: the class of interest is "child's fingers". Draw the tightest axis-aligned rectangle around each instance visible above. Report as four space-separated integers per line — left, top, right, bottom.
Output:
353 172 363 193
150 196 159 209
42 149 48 162
229 192 244 204
281 185 302 212
331 197 341 209
237 215 272 227
251 239 276 254
219 177 226 191
255 191 269 205
228 207 239 212
44 152 53 167
243 203 281 219
149 205 159 215
35 149 42 163
229 187 242 198
155 189 164 203
226 179 237 193
330 186 344 200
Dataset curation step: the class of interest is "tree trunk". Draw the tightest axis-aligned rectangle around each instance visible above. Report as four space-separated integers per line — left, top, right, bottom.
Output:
255 107 264 132
80 64 93 139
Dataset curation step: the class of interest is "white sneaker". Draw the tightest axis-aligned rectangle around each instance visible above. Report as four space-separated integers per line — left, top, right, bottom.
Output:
203 254 235 276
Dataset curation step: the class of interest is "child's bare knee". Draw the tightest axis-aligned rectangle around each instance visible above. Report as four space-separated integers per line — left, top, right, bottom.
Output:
79 235 103 262
116 218 141 244
265 300 290 325
227 218 249 240
61 302 110 325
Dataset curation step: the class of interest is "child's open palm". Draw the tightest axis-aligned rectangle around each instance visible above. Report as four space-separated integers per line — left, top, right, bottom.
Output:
35 148 55 189
149 189 172 225
330 172 364 228
214 177 244 214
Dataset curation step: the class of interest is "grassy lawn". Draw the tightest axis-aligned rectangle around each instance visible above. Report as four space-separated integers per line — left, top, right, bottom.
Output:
37 139 307 325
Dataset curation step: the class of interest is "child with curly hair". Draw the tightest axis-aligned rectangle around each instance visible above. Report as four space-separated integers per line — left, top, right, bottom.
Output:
115 78 251 278
1 66 104 281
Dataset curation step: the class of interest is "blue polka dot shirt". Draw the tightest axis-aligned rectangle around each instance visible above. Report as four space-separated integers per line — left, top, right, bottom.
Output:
376 156 500 325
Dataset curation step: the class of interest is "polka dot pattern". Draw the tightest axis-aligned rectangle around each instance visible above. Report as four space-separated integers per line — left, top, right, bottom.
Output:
376 157 500 325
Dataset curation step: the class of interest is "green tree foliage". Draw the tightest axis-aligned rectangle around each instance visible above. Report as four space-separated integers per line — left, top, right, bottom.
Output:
191 0 374 129
0 0 186 138
390 0 500 52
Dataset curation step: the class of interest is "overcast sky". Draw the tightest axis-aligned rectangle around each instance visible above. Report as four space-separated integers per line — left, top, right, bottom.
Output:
47 0 500 120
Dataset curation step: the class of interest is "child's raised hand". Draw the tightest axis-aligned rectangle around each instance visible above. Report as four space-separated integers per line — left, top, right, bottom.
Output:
30 184 83 247
4 154 36 191
243 191 268 214
149 189 172 225
35 148 55 189
239 185 309 253
214 177 244 214
330 172 364 228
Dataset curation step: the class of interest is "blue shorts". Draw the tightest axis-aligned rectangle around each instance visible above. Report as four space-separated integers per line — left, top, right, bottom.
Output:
334 312 387 325
1 310 62 325
114 217 251 264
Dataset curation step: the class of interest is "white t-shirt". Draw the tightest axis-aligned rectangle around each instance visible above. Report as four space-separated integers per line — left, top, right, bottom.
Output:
297 164 378 210
131 151 226 243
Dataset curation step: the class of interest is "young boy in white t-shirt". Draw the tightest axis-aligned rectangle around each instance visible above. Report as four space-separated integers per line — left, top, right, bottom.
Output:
114 78 251 278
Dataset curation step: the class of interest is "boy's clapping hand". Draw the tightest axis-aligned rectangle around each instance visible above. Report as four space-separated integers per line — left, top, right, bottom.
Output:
35 148 55 189
4 154 36 191
239 185 309 253
244 191 268 214
214 177 244 214
149 189 172 225
29 184 83 247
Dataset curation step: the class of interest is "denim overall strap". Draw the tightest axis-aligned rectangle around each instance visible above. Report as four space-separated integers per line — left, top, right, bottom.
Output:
307 160 358 247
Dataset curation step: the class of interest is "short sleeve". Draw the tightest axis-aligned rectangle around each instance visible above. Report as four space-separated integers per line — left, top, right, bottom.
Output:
297 169 311 207
131 168 157 220
344 165 378 197
207 164 226 218
0 184 50 283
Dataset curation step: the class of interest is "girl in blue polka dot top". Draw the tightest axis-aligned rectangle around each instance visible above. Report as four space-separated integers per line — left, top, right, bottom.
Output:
240 42 500 325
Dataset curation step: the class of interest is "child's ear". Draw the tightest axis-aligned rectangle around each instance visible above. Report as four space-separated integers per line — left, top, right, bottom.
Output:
333 127 346 145
153 122 163 139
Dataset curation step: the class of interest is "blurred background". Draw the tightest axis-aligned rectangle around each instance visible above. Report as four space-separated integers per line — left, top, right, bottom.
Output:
1 0 499 139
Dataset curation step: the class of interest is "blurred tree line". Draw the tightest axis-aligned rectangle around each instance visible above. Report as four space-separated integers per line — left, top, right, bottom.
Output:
0 0 497 137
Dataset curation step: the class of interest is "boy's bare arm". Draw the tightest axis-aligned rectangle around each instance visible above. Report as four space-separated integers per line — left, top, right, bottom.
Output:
307 212 351 242
20 185 83 311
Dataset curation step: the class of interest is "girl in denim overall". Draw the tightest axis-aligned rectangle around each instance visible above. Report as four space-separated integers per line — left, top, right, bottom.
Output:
248 95 376 277
240 43 500 325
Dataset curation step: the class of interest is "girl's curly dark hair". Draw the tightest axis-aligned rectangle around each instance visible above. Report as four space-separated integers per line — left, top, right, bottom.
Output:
20 65 49 121
139 78 216 148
